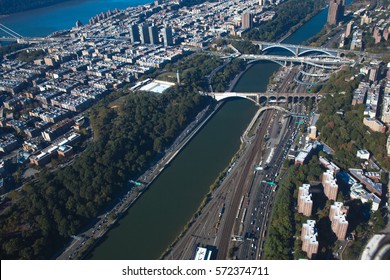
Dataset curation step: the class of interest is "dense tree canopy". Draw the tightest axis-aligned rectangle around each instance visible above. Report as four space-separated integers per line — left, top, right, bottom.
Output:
315 68 390 170
0 52 215 259
246 0 326 41
212 59 247 92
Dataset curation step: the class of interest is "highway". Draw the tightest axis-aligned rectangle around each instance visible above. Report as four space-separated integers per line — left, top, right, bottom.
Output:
56 102 222 260
238 107 303 260
164 108 274 260
164 100 306 260
216 109 275 260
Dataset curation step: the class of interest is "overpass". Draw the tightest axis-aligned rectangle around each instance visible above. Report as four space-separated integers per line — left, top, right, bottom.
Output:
252 40 341 57
239 54 353 70
208 91 319 105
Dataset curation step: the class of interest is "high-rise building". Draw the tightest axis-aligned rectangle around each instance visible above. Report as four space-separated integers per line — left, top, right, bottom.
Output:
345 21 354 37
360 13 372 25
176 70 181 85
241 13 253 29
382 93 390 124
301 220 319 259
148 25 159 45
373 27 382 44
129 24 140 43
162 26 173 47
383 27 389 41
138 23 150 44
369 67 379 82
387 135 390 157
329 202 349 240
298 184 313 217
322 169 338 201
327 0 345 25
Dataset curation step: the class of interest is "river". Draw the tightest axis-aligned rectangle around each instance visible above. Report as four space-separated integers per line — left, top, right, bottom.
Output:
90 1 334 258
2 0 345 259
89 99 258 259
233 0 353 92
0 0 151 37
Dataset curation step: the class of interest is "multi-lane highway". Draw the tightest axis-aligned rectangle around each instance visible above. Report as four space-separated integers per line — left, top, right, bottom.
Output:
165 101 307 260
164 109 274 260
216 109 275 260
237 108 303 260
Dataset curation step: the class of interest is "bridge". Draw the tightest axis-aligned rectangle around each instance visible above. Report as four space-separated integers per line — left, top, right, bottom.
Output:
0 23 65 43
0 23 23 40
252 40 341 57
239 54 353 70
208 91 319 105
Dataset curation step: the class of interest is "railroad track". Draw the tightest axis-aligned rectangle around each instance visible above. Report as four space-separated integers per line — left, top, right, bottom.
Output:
217 109 274 259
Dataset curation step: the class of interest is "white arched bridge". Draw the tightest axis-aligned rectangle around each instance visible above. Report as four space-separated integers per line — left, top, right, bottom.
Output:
208 91 319 105
252 40 341 57
239 54 353 70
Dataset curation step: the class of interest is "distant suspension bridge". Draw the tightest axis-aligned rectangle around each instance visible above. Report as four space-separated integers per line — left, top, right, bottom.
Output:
0 23 23 40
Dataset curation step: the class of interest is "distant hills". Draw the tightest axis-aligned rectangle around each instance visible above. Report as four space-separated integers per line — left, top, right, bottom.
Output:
0 0 69 15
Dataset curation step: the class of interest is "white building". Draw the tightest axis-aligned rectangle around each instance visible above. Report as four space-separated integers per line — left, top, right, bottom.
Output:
350 183 381 211
194 247 212 260
356 149 370 160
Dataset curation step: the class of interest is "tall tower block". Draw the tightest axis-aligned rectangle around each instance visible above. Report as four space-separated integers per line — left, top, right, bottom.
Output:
176 70 181 85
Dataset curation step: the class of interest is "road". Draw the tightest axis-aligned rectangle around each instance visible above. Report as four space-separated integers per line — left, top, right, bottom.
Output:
164 100 306 260
239 110 303 260
216 109 275 260
56 102 222 260
164 108 275 259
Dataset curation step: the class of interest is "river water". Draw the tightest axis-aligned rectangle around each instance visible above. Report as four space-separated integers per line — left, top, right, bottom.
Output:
89 99 258 259
0 0 150 37
90 0 331 257
2 0 343 259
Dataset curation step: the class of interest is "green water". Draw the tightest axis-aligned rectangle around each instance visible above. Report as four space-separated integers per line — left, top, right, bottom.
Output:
89 99 257 259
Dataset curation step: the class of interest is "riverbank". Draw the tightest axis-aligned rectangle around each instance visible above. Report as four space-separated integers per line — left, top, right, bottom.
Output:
227 64 254 92
160 127 252 260
61 100 224 260
160 0 340 261
0 0 151 38
160 102 266 259
241 108 263 143
279 5 328 43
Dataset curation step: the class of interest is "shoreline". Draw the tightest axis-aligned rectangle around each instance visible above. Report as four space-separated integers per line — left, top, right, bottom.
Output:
0 0 153 40
279 5 328 43
227 64 254 92
160 105 264 260
69 101 225 260
158 1 332 261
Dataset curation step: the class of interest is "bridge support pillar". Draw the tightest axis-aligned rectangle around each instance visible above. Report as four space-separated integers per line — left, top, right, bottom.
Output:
256 95 259 105
258 43 263 51
295 47 299 57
